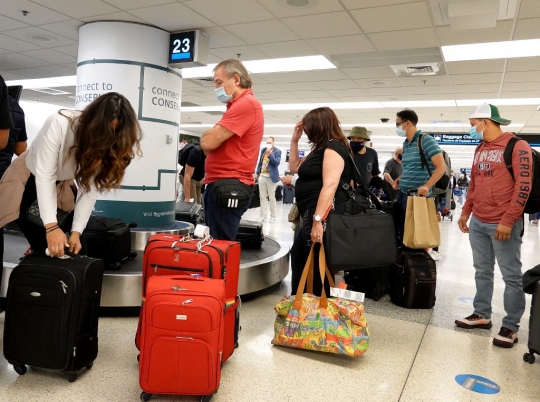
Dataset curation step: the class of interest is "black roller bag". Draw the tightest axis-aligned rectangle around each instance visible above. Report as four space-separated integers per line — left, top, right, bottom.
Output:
3 253 105 381
524 280 540 364
275 185 283 202
390 249 436 309
283 187 294 204
344 265 391 301
80 216 137 270
249 184 261 209
235 219 264 249
175 201 204 226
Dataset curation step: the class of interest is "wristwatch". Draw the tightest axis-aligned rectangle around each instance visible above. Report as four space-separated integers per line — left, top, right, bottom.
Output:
313 214 322 222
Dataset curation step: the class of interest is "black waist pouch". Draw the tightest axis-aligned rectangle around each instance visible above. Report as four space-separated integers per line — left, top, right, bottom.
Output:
212 179 253 208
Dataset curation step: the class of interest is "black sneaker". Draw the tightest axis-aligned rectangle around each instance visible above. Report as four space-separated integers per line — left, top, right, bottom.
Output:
455 313 492 329
493 327 518 348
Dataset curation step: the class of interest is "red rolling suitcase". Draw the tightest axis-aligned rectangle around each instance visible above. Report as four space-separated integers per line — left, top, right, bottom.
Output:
139 275 225 402
137 234 241 362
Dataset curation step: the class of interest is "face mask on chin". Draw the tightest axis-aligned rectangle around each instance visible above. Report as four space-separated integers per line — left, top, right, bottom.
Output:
350 141 365 153
214 77 234 103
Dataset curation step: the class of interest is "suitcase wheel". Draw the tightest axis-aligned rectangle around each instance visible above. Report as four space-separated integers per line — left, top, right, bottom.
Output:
66 373 77 382
111 262 122 270
523 352 536 364
201 395 214 402
13 364 27 376
86 362 94 370
140 392 153 401
129 251 137 259
137 354 140 362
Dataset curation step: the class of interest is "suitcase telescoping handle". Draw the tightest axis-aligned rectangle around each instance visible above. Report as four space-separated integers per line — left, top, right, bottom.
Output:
169 274 205 281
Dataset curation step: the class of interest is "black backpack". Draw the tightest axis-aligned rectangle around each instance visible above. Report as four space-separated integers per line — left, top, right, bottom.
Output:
418 133 451 194
178 143 196 166
503 136 540 214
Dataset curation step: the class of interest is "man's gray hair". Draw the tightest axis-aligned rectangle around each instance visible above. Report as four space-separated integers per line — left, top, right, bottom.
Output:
394 146 403 155
214 59 252 89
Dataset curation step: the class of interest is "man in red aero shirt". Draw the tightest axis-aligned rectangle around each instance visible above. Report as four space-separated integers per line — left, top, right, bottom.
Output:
201 59 264 240
456 103 533 348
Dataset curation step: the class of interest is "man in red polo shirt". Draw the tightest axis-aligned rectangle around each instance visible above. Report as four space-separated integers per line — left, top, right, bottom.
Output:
201 59 264 240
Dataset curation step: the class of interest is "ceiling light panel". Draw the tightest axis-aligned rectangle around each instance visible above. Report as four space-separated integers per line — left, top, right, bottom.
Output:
442 38 540 62
181 55 336 78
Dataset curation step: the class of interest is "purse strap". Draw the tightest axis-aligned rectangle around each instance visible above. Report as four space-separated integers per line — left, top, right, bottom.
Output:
293 243 335 310
336 153 381 210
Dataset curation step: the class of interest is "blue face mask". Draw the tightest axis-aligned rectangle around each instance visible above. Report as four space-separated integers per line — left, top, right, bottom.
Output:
214 78 234 103
350 141 365 153
469 120 485 141
398 154 403 160
396 126 406 137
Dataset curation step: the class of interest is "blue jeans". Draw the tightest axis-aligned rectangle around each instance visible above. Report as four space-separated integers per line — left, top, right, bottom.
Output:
469 215 525 333
203 182 252 241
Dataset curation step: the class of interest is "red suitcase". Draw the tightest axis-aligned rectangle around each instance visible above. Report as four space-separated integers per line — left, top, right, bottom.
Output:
137 235 241 362
139 275 225 402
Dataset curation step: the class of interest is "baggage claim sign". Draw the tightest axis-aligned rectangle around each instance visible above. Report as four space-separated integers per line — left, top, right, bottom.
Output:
75 60 182 226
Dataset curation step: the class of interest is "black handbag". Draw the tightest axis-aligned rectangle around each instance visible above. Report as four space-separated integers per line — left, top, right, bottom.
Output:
212 179 253 209
24 200 70 227
323 154 397 271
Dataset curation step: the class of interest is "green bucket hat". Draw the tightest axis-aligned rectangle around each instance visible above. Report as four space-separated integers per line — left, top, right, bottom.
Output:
348 126 371 140
469 103 511 126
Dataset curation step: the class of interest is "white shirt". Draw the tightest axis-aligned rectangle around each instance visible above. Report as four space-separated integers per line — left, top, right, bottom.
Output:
25 111 99 234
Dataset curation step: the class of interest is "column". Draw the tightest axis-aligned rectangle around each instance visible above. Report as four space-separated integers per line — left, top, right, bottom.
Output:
76 21 181 227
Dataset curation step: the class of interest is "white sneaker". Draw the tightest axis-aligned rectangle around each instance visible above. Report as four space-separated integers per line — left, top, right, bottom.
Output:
429 250 442 261
260 217 266 223
269 216 276 223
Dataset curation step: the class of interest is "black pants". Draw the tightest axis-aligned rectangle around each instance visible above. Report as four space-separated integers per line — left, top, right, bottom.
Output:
14 174 73 255
290 207 334 297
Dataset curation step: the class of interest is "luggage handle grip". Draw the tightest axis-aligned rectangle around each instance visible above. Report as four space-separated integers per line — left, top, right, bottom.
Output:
45 248 77 259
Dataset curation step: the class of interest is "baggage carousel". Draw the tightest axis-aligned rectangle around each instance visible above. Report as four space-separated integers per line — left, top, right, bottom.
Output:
2 222 290 311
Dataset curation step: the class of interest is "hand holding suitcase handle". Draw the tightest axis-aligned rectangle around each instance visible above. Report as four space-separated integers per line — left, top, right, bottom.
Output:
45 248 76 260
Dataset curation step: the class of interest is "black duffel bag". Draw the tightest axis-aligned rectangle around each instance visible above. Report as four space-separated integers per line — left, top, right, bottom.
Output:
323 154 397 272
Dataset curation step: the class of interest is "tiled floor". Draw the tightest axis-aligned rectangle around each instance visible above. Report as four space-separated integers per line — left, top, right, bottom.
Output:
1 201 540 402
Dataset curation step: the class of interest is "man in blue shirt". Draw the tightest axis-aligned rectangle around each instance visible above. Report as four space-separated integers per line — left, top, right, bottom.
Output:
256 136 282 223
394 109 446 247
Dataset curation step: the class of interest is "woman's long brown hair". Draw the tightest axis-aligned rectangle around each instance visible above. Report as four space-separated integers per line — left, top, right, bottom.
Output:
61 92 142 192
302 107 351 154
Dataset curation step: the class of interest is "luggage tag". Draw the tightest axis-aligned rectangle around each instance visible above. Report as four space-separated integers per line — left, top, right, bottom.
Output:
330 287 365 303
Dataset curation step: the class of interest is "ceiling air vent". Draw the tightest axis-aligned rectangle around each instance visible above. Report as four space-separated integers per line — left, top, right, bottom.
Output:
406 66 436 76
391 62 444 77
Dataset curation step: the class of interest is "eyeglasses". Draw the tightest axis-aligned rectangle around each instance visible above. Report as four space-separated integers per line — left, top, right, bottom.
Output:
396 120 407 127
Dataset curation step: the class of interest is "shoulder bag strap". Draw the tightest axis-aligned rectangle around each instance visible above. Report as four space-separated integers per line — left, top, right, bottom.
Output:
417 133 433 177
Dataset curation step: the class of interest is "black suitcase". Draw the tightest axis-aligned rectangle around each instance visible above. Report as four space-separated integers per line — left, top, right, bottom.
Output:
344 265 391 301
390 249 436 309
175 201 203 226
235 219 264 249
3 253 105 381
250 184 261 209
275 185 283 202
80 216 137 270
524 280 540 364
283 187 294 204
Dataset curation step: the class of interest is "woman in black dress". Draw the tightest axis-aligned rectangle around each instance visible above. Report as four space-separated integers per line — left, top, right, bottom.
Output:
288 107 352 296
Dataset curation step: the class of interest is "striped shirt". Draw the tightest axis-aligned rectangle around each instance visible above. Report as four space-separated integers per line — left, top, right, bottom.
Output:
399 131 442 196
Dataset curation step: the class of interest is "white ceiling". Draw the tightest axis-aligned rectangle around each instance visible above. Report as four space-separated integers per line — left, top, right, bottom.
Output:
2 0 540 168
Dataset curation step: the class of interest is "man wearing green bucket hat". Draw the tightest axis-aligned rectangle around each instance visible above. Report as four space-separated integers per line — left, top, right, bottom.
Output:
456 103 533 348
347 126 380 188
